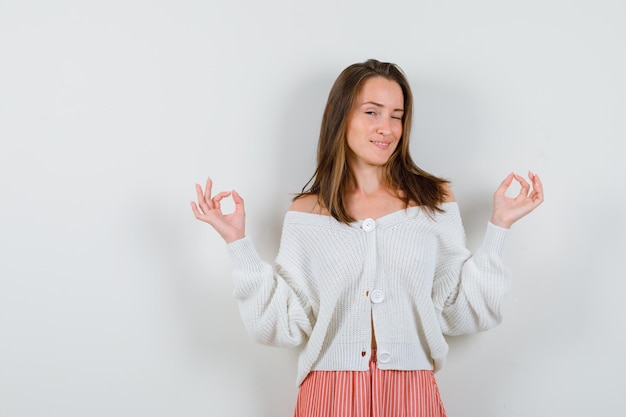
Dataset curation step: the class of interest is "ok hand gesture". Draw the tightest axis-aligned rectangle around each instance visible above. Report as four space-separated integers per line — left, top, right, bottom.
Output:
490 172 544 229
191 178 245 243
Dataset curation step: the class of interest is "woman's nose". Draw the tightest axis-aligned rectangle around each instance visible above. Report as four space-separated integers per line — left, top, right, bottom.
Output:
377 117 392 135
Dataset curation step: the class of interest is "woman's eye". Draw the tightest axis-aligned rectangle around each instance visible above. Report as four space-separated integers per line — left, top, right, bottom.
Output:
366 111 377 116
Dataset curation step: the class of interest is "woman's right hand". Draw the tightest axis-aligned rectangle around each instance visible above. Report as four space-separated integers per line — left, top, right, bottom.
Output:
191 178 245 243
490 171 544 229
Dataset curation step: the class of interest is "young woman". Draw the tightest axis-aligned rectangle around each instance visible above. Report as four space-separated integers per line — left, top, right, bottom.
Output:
191 59 544 417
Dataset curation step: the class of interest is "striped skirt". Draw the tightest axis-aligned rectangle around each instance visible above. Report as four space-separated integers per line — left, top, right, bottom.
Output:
294 351 446 417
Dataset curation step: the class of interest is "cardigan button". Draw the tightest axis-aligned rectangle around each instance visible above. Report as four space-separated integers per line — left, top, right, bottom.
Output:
370 289 385 303
362 218 375 232
378 351 391 364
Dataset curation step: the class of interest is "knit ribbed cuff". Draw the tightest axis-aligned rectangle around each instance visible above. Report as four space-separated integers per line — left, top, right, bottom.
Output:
226 236 266 272
481 222 510 257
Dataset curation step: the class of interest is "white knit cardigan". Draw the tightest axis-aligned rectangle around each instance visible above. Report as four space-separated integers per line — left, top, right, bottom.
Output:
227 202 511 386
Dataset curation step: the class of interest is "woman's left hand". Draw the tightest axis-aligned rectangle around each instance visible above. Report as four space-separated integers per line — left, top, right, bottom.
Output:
490 171 544 229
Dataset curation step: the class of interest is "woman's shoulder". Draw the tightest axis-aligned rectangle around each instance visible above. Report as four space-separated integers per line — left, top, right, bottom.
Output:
289 194 330 216
289 194 318 212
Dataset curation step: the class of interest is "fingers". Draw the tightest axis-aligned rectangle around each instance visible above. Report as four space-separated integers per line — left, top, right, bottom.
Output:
528 171 544 204
195 178 230 211
191 195 211 220
190 201 202 219
193 178 217 216
232 189 244 204
232 190 245 213
495 172 514 196
512 174 531 199
211 191 232 211
510 171 544 207
497 171 543 199
531 171 544 192
192 178 244 218
203 178 214 208
195 183 211 212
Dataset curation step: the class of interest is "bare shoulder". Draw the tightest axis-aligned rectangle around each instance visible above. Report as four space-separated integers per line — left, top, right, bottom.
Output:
442 183 456 203
289 194 324 213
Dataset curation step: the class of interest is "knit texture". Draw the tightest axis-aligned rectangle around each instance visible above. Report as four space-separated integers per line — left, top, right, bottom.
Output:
227 202 511 386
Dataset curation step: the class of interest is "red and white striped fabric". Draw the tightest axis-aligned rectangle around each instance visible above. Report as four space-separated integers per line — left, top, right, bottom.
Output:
294 351 446 417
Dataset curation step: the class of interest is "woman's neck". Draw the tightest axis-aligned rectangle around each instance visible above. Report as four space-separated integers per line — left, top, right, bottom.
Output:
345 168 407 220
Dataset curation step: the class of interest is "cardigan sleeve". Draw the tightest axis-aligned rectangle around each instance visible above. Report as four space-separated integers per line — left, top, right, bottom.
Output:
227 236 315 348
431 210 512 336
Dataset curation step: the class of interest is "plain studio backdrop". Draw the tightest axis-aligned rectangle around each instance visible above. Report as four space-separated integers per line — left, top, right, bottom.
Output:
1 1 624 416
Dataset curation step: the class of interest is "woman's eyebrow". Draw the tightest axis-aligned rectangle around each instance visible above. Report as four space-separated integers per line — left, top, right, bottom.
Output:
360 101 404 112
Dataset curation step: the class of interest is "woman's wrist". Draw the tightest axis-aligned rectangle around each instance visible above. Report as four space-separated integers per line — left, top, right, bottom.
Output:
489 215 513 229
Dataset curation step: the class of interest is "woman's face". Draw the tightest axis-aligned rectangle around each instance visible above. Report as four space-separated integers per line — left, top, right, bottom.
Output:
346 76 404 169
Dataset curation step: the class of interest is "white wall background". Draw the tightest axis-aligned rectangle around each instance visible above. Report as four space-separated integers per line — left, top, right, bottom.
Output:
1 1 624 416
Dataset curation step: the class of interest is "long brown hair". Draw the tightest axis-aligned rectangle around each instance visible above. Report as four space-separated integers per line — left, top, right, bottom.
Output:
296 59 449 223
